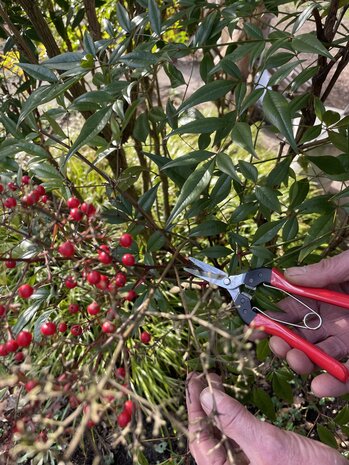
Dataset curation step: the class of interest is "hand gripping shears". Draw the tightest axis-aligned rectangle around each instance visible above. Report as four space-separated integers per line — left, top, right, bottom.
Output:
184 257 349 382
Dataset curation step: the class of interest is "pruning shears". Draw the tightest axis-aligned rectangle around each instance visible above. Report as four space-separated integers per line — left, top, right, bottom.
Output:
184 257 349 382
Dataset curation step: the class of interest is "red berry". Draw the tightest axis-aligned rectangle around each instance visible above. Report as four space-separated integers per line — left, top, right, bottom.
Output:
41 194 48 203
115 272 127 287
95 274 110 290
68 303 80 314
22 194 34 206
15 351 25 363
8 182 17 191
67 197 80 209
28 190 40 203
124 400 134 416
35 185 46 196
117 410 131 428
18 284 33 299
87 270 101 285
0 344 9 356
16 330 32 347
101 321 116 333
99 245 110 253
40 321 56 336
58 322 68 333
58 241 75 258
116 367 126 378
0 184 3 193
4 197 17 208
87 302 100 315
140 331 151 344
21 175 31 185
69 395 80 408
69 208 83 221
125 290 137 302
98 251 112 265
5 339 18 353
25 380 38 392
122 254 135 267
119 233 133 248
5 259 16 269
0 305 6 317
70 325 82 336
65 276 77 289
81 202 96 217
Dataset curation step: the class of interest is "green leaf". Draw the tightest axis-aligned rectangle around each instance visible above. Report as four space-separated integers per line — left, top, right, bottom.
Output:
231 122 257 158
43 52 85 70
18 63 58 83
272 372 293 403
166 161 214 225
316 425 337 448
268 60 303 86
255 186 281 213
289 179 309 208
162 151 213 169
256 338 271 361
167 117 226 136
133 112 150 142
200 245 232 259
263 91 298 152
116 166 144 192
189 220 227 237
116 3 132 32
299 214 334 262
65 106 112 162
292 33 333 60
216 152 241 183
147 231 167 252
164 63 186 88
138 183 159 213
252 387 276 421
230 203 258 223
119 51 158 68
334 406 349 426
253 219 286 245
266 158 290 187
307 155 344 175
13 301 42 335
292 3 318 33
29 163 63 181
83 31 96 56
148 0 162 36
282 216 298 241
18 77 80 125
238 160 258 182
177 81 234 114
328 131 349 152
239 88 264 115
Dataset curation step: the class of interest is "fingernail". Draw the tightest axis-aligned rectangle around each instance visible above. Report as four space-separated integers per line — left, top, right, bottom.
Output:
285 266 306 278
200 388 223 413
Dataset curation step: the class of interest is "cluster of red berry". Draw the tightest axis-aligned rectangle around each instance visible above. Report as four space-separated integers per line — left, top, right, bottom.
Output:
0 178 153 434
0 175 47 209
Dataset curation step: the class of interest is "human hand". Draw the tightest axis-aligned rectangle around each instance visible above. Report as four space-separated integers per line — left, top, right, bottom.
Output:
266 250 349 396
186 372 347 465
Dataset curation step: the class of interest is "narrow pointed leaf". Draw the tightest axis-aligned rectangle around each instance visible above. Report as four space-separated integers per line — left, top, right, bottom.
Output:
292 33 333 60
166 161 214 225
263 90 298 152
216 152 241 183
18 63 58 82
116 3 132 32
65 106 112 163
148 0 162 36
231 122 258 158
177 80 234 114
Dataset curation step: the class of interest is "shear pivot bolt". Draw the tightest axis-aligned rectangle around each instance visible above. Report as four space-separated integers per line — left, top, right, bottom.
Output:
223 278 231 285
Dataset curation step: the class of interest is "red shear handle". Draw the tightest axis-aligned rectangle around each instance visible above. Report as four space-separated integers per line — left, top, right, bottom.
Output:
251 313 349 383
271 268 349 309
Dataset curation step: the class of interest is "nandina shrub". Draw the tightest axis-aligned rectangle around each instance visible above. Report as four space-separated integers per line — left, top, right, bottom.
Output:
0 176 188 462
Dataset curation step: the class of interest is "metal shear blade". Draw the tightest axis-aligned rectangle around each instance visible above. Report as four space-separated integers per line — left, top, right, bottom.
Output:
184 257 245 290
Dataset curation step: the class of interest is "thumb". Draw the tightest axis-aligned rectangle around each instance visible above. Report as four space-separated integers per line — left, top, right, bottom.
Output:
284 250 349 287
200 388 279 459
